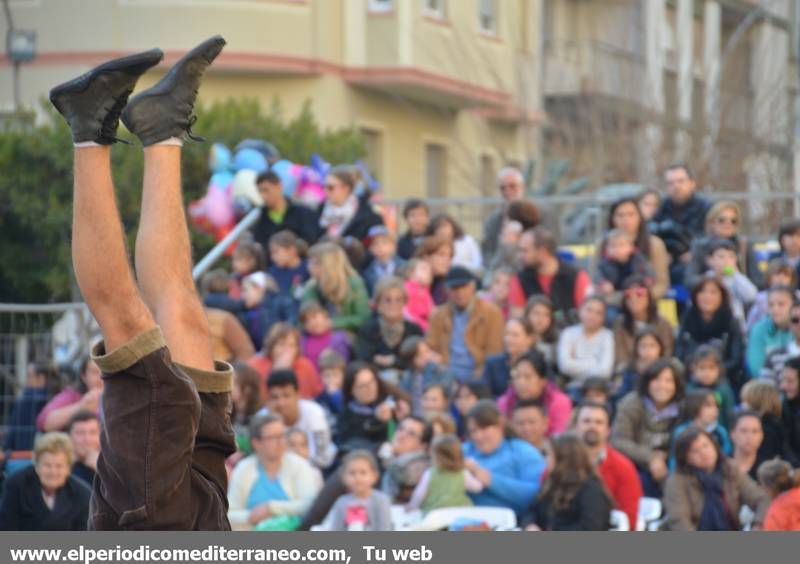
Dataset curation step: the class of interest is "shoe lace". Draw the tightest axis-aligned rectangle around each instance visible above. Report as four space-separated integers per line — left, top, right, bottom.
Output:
185 114 205 143
99 93 132 145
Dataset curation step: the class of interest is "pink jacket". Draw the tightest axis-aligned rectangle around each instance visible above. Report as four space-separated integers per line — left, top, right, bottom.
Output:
403 280 434 332
496 382 573 437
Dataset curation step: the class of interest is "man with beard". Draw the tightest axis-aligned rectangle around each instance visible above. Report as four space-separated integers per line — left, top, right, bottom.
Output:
574 402 642 529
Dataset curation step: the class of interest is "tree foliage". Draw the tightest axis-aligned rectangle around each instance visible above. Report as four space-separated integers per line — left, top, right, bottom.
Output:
0 98 364 303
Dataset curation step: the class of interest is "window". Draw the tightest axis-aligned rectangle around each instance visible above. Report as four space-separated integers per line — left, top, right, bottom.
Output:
479 0 497 35
368 0 393 13
360 128 384 183
423 0 445 19
479 154 496 197
425 143 447 198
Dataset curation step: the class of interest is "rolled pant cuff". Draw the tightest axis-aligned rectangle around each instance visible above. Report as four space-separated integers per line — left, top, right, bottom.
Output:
175 360 233 394
91 327 165 373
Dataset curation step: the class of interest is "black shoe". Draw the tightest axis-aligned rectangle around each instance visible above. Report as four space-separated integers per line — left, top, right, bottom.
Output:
49 49 164 145
121 35 226 146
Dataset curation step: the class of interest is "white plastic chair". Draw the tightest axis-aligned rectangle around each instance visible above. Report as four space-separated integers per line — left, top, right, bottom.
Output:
609 509 630 531
636 497 663 531
391 504 423 530
402 506 517 531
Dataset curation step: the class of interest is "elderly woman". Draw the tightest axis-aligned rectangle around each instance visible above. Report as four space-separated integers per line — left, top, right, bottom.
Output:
684 200 760 289
0 432 91 530
315 164 384 244
663 427 768 531
355 276 423 374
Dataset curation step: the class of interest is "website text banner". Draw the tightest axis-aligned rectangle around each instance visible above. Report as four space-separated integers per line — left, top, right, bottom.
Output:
2 532 800 564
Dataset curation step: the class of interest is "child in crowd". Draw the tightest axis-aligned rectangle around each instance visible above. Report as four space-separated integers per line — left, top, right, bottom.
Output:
581 377 611 407
669 390 733 469
397 199 430 260
231 362 265 456
746 259 799 333
248 323 323 400
230 241 266 299
406 434 482 513
776 219 800 272
615 328 666 402
363 226 405 296
451 381 492 439
316 350 346 421
685 345 736 430
486 220 523 273
398 336 453 417
321 450 393 531
595 229 654 308
479 268 513 321
239 271 281 348
705 239 758 332
403 258 435 331
741 380 797 464
299 302 351 372
525 296 560 370
3 363 62 451
268 230 309 297
287 427 312 461
557 297 615 393
421 384 450 419
201 268 244 313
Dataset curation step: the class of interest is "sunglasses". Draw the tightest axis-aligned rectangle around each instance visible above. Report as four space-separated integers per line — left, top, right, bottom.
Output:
715 216 738 225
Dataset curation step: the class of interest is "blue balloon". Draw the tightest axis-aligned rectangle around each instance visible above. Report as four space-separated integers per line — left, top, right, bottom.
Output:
209 143 232 173
209 171 234 190
271 159 298 198
233 148 268 173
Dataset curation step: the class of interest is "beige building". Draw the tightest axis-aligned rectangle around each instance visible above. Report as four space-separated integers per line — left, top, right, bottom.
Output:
0 0 544 203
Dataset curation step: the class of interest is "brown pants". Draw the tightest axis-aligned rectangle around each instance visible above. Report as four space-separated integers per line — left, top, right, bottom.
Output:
89 328 236 530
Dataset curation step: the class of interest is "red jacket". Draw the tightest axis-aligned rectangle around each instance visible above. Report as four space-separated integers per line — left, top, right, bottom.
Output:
597 446 642 530
764 487 800 531
248 355 323 400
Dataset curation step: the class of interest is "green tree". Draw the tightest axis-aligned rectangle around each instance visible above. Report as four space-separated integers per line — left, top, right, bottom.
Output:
0 98 364 303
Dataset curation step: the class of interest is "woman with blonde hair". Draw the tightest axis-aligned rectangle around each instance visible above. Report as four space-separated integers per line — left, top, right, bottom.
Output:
685 200 760 287
301 241 370 334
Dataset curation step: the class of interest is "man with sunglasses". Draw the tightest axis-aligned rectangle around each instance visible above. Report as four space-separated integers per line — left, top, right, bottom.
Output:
481 166 527 265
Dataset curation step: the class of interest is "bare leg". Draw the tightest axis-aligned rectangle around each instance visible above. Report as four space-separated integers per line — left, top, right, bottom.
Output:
134 145 214 370
72 147 155 351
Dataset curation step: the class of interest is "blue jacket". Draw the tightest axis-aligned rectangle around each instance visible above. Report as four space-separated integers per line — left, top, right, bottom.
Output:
362 257 406 296
482 353 512 397
462 438 545 517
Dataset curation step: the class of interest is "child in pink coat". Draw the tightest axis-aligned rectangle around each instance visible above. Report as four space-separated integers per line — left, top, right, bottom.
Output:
403 258 435 332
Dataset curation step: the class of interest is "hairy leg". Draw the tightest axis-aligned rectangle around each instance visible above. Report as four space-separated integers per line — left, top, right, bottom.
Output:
134 145 214 370
72 147 155 351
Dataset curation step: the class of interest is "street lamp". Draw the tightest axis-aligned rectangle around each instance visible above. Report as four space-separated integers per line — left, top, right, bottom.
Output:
3 0 36 111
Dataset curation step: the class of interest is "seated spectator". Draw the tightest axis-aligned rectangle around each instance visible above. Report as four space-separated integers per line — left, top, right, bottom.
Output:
525 434 613 531
605 197 669 299
758 459 800 531
356 277 423 375
479 268 513 320
669 391 733 470
415 235 455 305
227 414 323 531
509 226 591 324
612 276 674 373
421 384 450 419
452 381 492 439
302 241 371 335
594 229 654 310
239 271 296 349
427 266 504 383
637 188 661 223
675 277 744 392
483 317 538 397
745 259 799 333
201 268 245 314
402 258 435 331
249 323 323 401
407 434 482 513
320 450 392 531
267 230 310 296
729 410 767 482
704 239 758 331
67 411 100 487
285 429 323 484
462 400 546 518
580 379 612 419
316 350 347 419
760 301 800 383
315 165 384 244
428 213 482 274
574 402 642 530
780 357 800 460
0 432 91 530
229 241 265 300
740 380 798 466
397 199 430 260
511 401 551 459
557 297 615 390
397 337 453 417
685 345 736 430
299 303 351 373
776 219 800 278
524 295 560 369
4 363 61 451
482 166 526 266
497 351 572 437
251 170 320 250
746 286 794 379
612 358 685 497
614 328 667 403
265 370 336 470
37 358 102 433
663 428 768 531
426 412 458 438
231 362 264 456
486 220 524 273
362 226 405 296
685 200 760 289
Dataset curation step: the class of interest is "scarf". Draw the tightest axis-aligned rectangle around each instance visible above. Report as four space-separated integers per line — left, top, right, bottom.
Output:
643 398 680 423
379 318 405 349
694 466 733 531
319 194 359 238
347 400 377 417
